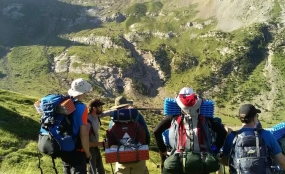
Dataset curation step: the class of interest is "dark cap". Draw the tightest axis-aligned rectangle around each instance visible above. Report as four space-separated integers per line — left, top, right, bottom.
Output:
88 99 105 108
239 104 261 119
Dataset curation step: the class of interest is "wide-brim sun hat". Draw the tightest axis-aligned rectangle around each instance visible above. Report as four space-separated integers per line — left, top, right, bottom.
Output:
68 78 92 97
111 96 133 109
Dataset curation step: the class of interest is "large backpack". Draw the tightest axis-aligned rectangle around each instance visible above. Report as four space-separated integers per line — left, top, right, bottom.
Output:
163 96 220 174
229 129 272 174
35 94 79 174
106 108 147 163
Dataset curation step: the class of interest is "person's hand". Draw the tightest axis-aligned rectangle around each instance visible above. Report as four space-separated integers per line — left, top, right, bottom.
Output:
86 151 92 160
159 151 168 171
100 142 108 149
160 151 169 157
226 127 233 135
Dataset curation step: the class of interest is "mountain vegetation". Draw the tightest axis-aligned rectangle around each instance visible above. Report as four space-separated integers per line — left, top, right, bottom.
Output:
1 0 285 173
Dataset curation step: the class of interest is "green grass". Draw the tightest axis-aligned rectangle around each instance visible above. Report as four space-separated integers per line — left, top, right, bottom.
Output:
0 45 66 98
1 88 282 174
271 0 282 23
0 89 164 174
146 1 163 13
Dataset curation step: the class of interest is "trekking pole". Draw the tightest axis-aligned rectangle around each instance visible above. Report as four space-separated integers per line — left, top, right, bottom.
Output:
51 157 58 174
110 163 114 174
136 108 163 111
149 157 160 168
37 151 43 174
89 160 95 174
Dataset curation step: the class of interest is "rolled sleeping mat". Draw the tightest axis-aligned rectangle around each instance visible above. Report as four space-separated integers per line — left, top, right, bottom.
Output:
268 122 285 140
163 98 181 116
110 108 139 122
164 98 215 118
200 100 214 118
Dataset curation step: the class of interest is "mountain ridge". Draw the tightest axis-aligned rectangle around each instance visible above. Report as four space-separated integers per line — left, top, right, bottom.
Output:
0 0 285 122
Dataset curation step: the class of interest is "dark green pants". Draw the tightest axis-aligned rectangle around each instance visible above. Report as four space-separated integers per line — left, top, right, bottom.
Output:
88 147 105 174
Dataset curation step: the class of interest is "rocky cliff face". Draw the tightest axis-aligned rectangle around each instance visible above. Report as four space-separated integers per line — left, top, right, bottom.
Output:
47 0 285 100
53 33 166 97
2 0 285 111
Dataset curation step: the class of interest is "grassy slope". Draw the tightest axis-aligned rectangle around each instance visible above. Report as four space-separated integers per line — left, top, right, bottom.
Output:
0 0 285 172
0 89 279 174
0 89 164 174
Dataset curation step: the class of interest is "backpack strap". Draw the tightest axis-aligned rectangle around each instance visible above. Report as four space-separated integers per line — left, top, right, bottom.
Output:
87 119 95 136
200 117 214 152
98 117 102 126
254 130 260 157
177 114 187 152
185 116 195 151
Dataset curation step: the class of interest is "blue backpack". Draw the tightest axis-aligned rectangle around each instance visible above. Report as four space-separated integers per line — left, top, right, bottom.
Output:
37 94 79 158
229 129 272 174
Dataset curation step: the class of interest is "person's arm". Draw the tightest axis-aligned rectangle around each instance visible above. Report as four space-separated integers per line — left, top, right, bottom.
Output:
219 132 235 166
274 153 285 169
99 109 116 118
264 130 285 169
209 118 227 150
79 106 91 158
153 116 172 153
89 141 107 148
80 125 91 158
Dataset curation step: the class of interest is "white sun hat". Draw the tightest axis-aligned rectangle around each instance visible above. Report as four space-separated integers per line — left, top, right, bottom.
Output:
68 78 92 97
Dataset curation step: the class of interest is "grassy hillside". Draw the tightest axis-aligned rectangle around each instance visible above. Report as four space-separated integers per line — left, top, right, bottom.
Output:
0 89 164 174
1 2 285 173
0 87 281 173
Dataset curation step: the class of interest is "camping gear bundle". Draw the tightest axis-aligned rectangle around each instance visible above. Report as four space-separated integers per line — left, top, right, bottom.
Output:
105 108 149 163
162 96 221 174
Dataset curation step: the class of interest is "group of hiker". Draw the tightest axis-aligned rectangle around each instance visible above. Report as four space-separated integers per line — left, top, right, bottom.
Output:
37 78 285 174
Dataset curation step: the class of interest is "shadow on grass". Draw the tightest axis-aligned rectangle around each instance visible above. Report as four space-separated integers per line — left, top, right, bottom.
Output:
0 0 104 48
0 105 39 140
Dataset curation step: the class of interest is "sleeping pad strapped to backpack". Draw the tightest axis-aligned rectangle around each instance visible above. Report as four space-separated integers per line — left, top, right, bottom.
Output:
163 94 220 174
106 108 147 163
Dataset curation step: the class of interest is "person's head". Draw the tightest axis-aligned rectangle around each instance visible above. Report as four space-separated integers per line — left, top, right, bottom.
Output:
68 78 92 100
238 104 261 125
111 96 133 110
88 99 105 116
176 87 202 116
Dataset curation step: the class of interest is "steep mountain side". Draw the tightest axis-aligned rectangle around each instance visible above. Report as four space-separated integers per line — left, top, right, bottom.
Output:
0 0 285 124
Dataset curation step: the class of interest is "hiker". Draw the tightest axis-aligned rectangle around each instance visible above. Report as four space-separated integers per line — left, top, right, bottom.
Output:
61 78 92 173
109 96 150 174
220 104 285 173
153 87 227 174
87 99 107 174
216 127 233 174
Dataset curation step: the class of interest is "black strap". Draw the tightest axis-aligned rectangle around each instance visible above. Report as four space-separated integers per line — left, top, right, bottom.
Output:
37 150 43 174
87 119 95 136
52 157 58 174
99 117 102 126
